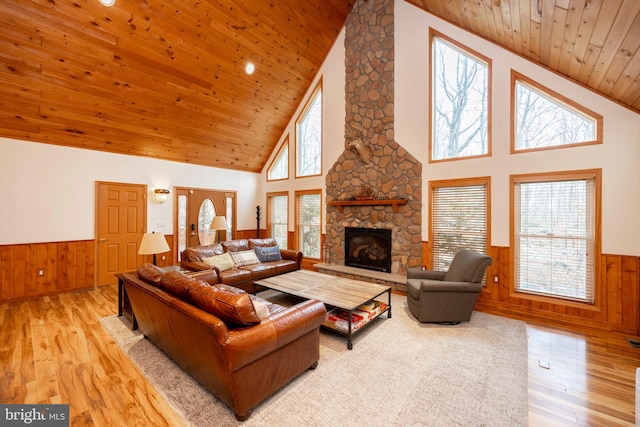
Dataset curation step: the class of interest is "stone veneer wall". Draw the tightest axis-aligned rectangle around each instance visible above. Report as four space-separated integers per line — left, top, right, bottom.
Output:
325 0 422 274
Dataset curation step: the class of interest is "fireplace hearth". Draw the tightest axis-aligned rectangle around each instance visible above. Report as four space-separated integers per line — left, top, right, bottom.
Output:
344 227 392 273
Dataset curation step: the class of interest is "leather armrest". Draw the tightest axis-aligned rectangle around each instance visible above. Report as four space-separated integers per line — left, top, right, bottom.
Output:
181 260 214 272
407 267 446 281
419 280 482 293
223 299 326 371
280 249 303 264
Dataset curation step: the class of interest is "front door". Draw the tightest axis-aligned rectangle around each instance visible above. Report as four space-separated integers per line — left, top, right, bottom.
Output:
96 182 146 285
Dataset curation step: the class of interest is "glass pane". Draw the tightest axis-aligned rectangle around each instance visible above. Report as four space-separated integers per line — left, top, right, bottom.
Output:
299 193 321 258
198 199 216 245
432 38 488 160
177 195 187 260
226 197 233 239
297 91 322 176
268 145 288 180
271 195 288 249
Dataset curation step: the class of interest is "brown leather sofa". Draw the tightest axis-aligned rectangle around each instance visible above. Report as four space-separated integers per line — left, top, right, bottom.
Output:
122 263 327 421
180 238 302 292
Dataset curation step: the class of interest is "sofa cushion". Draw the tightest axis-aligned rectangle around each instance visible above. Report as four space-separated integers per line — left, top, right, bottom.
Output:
230 250 261 267
219 268 252 286
182 243 223 262
222 239 250 252
158 271 199 300
248 237 278 248
188 282 260 326
202 252 235 271
137 263 165 284
254 245 282 262
239 263 278 280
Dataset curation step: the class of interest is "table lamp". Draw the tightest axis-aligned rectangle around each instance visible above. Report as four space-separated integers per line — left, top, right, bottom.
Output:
209 216 228 243
138 231 170 265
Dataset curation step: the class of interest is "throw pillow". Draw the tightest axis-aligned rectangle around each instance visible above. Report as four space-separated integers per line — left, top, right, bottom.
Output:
254 245 282 262
201 252 236 271
250 297 271 321
188 282 260 326
230 250 261 267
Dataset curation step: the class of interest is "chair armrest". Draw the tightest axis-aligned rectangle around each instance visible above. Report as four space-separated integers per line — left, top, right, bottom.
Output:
223 299 327 371
407 267 446 281
419 279 482 293
181 260 214 272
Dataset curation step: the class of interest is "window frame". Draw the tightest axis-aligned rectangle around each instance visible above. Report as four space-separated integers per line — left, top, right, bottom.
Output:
295 80 323 178
429 29 492 163
267 191 289 249
294 189 322 259
510 169 602 306
267 136 289 181
510 70 603 154
428 177 491 273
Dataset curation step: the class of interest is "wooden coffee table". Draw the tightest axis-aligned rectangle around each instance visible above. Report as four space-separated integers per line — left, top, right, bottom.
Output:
254 270 391 349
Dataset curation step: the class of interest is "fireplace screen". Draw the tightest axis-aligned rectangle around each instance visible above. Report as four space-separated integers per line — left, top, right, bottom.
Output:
344 227 392 273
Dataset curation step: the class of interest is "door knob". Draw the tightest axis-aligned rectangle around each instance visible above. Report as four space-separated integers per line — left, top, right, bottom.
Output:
99 238 108 242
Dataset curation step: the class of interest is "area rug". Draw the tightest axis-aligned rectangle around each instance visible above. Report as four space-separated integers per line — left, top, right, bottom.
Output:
100 293 528 426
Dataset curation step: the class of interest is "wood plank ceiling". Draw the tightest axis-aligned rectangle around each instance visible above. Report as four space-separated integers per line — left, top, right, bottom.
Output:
0 0 638 172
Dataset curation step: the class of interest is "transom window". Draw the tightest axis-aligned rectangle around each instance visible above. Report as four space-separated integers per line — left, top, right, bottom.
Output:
512 171 600 303
267 137 289 181
430 30 491 162
512 71 602 152
296 82 322 177
429 178 489 273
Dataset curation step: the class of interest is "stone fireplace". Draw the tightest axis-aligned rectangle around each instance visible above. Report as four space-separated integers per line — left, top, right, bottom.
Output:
324 0 422 277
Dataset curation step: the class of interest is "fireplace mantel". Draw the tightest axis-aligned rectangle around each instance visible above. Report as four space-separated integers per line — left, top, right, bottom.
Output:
328 199 408 213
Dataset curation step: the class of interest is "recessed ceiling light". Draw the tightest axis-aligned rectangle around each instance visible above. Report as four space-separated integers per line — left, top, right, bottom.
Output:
99 0 115 6
245 62 255 75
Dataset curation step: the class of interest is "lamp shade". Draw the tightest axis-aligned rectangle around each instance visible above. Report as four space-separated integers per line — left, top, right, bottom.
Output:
209 216 228 231
138 232 170 255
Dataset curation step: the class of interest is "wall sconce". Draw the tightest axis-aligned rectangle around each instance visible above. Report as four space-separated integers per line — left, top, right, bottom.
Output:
154 189 170 204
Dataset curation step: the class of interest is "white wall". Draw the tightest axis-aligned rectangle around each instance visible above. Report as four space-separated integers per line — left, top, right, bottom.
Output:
0 137 259 244
261 1 640 256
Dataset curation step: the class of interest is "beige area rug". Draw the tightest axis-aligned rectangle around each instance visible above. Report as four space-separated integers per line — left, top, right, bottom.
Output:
100 293 528 426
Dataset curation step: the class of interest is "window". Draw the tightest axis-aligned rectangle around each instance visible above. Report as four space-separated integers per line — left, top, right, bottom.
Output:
512 171 600 303
295 190 321 258
431 31 491 162
267 137 289 181
296 82 322 177
430 178 489 272
512 71 602 152
267 192 288 249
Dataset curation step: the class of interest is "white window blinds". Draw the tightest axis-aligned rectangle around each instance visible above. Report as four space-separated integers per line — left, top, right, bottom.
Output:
513 175 595 303
431 182 488 272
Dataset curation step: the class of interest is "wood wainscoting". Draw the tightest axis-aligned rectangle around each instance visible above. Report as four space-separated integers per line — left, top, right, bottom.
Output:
477 246 640 336
1 240 95 302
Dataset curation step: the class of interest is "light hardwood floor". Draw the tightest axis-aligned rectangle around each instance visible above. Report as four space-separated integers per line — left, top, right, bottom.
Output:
0 284 638 426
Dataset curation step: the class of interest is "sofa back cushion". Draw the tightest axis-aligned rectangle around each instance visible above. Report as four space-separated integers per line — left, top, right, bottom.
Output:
202 252 236 271
444 250 493 283
248 237 278 248
221 239 250 252
182 243 224 262
136 263 196 301
137 263 165 284
188 282 260 326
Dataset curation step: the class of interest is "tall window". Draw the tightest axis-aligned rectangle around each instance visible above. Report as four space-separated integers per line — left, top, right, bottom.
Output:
512 171 600 303
431 31 491 162
430 178 489 272
267 192 288 249
296 82 322 177
513 71 602 152
295 190 321 258
268 137 289 181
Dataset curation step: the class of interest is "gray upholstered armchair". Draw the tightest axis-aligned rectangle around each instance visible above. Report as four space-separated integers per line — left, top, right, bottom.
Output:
406 250 493 324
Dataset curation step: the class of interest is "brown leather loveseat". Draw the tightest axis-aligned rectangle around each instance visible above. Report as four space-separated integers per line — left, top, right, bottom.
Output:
121 263 327 421
180 238 302 292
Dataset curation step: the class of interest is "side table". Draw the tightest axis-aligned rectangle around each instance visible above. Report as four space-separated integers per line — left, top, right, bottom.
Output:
115 272 138 330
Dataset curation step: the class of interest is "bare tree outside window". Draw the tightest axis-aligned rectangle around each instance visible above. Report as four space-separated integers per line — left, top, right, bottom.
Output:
297 192 321 258
268 143 288 181
432 37 489 161
515 80 596 150
296 89 322 177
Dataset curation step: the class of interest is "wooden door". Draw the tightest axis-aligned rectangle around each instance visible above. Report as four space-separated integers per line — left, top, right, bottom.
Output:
96 182 146 285
187 190 227 248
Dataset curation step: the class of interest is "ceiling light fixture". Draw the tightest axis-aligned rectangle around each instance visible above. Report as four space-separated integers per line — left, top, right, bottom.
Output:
99 0 115 6
245 62 255 75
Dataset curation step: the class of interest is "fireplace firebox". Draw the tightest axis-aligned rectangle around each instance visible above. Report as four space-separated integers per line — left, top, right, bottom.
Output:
344 227 392 273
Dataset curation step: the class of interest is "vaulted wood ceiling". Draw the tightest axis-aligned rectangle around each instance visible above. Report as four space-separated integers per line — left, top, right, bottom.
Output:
1 1 638 173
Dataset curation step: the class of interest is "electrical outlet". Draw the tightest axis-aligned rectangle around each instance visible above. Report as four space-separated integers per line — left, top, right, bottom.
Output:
161 255 166 261
38 269 45 277
493 275 499 283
